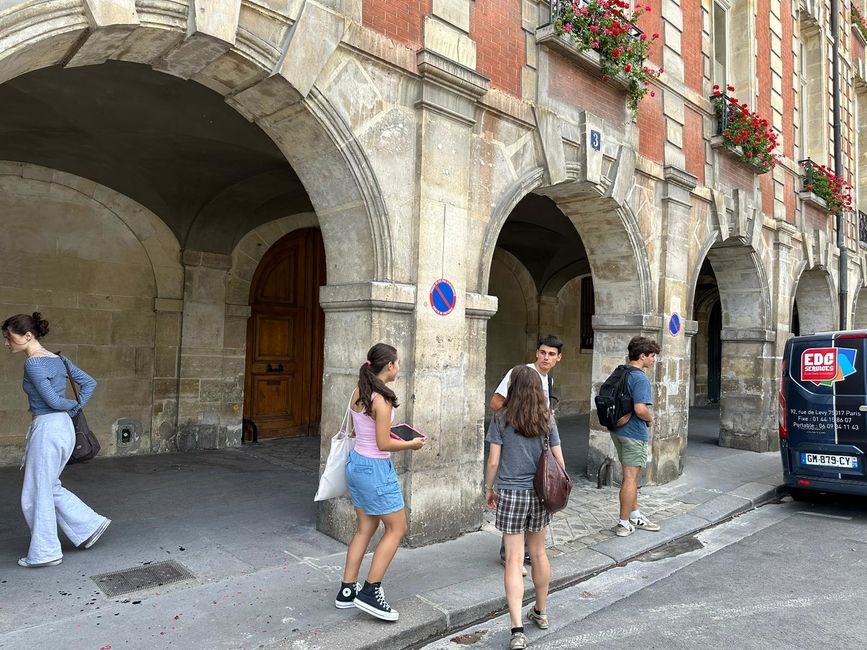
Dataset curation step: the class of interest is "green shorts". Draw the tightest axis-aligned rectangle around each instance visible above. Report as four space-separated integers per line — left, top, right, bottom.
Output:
610 433 648 468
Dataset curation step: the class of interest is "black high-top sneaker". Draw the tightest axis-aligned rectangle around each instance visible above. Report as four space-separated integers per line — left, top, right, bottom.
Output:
353 582 399 621
334 581 360 609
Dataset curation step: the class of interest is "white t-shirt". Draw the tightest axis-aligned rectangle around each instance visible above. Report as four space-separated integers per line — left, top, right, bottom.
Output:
494 363 550 400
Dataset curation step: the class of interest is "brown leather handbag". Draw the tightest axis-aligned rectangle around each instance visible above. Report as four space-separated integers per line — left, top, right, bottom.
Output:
533 432 572 513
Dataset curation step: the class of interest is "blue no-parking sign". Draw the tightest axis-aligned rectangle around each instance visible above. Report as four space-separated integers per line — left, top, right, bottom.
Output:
430 279 457 315
669 312 681 337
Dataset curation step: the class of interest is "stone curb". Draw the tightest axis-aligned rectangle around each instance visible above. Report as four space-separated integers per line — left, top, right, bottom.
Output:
278 481 784 650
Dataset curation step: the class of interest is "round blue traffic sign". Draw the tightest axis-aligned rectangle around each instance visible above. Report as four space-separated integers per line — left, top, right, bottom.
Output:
430 279 457 315
669 312 681 337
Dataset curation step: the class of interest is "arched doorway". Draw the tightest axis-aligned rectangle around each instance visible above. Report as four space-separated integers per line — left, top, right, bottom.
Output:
244 228 326 439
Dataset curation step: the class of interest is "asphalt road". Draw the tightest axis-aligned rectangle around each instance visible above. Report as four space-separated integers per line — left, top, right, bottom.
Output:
419 493 867 650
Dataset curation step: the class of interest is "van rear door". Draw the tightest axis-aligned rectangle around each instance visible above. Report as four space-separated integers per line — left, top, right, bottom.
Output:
785 334 867 485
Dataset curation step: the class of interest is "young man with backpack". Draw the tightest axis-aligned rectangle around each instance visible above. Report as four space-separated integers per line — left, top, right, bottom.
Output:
596 335 661 538
489 334 563 575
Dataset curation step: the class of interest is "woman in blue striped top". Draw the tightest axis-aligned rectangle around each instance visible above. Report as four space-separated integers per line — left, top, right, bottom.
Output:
2 313 110 568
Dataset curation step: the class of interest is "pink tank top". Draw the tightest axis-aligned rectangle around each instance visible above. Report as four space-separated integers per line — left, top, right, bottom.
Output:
351 392 393 459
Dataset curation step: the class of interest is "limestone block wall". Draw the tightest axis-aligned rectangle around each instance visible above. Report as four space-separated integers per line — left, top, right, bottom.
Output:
0 162 182 465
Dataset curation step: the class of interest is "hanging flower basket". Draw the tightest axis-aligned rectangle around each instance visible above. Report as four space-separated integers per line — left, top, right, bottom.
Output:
853 6 867 42
551 0 662 114
800 159 853 215
710 85 778 174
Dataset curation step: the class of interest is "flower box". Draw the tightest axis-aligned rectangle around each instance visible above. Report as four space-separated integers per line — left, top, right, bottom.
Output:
710 85 778 174
799 159 852 215
535 24 629 90
548 0 662 114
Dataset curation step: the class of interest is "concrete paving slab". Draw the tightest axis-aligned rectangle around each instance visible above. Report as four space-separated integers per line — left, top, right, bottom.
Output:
688 493 753 523
729 481 784 506
589 513 710 564
677 488 727 505
284 597 447 650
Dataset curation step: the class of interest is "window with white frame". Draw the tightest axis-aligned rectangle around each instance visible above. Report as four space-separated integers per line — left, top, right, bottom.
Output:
712 1 727 87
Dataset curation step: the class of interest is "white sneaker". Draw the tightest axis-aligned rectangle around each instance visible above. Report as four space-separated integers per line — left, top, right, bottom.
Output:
82 518 111 549
18 557 62 568
614 521 635 537
630 516 660 532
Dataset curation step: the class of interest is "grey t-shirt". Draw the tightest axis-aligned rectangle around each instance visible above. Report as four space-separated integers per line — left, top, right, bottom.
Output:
485 415 561 490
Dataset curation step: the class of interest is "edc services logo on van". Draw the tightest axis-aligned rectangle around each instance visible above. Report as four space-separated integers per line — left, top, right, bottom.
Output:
801 347 858 386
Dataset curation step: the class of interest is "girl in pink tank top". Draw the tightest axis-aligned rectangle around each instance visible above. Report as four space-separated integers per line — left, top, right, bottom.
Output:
335 343 426 622
349 392 393 459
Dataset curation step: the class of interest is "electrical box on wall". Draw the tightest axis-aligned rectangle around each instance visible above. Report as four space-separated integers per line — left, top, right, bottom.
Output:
115 418 142 452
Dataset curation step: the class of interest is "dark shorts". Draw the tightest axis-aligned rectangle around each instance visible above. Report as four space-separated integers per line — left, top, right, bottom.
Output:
494 488 551 534
345 450 404 516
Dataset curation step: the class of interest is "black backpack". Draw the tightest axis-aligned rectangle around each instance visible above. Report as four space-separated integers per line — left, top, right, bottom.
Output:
595 365 640 430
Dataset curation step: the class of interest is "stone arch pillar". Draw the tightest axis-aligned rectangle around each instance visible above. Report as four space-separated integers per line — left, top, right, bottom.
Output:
854 284 867 329
792 268 837 335
705 240 776 451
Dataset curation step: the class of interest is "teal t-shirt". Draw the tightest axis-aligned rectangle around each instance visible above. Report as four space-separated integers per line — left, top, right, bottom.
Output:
612 370 652 442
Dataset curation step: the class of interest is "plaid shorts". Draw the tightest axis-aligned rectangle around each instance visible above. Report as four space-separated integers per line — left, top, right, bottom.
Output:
495 488 552 534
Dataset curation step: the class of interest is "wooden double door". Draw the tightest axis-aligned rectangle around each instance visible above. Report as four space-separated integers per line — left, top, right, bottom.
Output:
243 228 326 438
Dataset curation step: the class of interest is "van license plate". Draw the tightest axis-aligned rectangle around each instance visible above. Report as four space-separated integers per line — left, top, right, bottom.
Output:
801 453 859 469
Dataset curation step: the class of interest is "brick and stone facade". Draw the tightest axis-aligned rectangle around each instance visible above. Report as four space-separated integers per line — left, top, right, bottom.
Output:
0 0 865 545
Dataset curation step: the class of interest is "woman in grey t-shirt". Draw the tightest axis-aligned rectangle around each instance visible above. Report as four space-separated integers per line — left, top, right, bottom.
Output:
484 365 565 649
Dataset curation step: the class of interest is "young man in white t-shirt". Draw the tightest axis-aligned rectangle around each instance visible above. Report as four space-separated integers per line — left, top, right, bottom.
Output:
488 334 563 575
489 335 563 412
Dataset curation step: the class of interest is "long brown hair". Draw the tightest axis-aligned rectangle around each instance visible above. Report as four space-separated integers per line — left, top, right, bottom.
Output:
502 365 550 438
356 342 400 416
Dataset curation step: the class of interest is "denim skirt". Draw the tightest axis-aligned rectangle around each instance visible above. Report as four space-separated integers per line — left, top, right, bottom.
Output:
345 450 405 516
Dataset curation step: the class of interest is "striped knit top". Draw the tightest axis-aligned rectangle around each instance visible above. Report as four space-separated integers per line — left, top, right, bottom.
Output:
22 355 96 416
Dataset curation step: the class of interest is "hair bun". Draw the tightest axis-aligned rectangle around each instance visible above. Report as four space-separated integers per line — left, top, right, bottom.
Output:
31 312 50 338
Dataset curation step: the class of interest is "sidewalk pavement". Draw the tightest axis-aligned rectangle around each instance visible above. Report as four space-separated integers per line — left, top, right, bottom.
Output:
0 408 783 650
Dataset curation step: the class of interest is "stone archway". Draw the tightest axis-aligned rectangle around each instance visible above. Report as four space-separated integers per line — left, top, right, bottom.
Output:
694 236 776 451
791 267 837 335
478 164 655 477
0 1 389 283
0 3 391 466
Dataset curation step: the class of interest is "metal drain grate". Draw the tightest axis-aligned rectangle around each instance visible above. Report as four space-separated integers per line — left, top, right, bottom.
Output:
91 560 196 597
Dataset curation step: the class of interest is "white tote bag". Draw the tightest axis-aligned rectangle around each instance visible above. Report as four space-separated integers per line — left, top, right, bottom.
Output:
314 397 355 501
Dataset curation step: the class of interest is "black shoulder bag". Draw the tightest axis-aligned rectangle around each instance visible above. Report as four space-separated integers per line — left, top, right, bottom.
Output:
58 354 101 464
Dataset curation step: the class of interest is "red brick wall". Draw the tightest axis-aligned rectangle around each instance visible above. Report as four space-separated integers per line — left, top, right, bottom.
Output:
470 0 524 96
637 88 664 163
681 0 702 93
363 0 431 48
637 0 663 68
852 28 865 62
718 152 756 193
684 106 705 185
547 50 627 125
803 202 834 234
